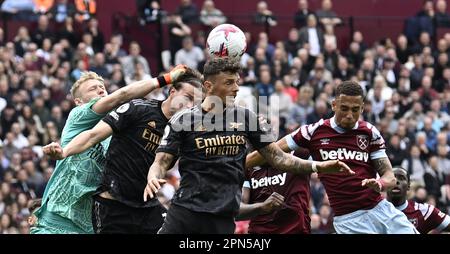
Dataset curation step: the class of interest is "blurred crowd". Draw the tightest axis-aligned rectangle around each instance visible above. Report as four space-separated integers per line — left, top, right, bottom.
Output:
0 0 450 234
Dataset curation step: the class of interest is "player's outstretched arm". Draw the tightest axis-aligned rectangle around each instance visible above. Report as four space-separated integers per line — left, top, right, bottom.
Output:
236 187 285 221
257 143 355 175
43 120 112 160
246 137 292 169
362 157 396 192
92 65 188 114
143 152 174 201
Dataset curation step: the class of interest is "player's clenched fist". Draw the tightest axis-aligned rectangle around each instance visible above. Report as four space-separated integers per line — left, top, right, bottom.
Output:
261 192 285 214
157 64 189 87
42 142 65 160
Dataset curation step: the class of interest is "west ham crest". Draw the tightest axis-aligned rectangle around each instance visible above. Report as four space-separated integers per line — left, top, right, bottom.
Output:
356 135 369 150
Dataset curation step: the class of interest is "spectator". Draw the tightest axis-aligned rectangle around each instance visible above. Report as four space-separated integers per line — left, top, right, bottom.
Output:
74 0 96 23
284 28 302 60
49 106 65 134
396 34 412 65
436 0 450 27
424 156 446 205
168 14 191 65
57 16 78 47
85 18 104 53
124 61 152 85
12 169 36 199
402 145 427 187
288 85 314 131
9 123 29 150
48 0 76 23
254 1 277 27
121 41 151 78
14 26 32 58
299 14 324 57
418 75 440 111
306 99 330 124
269 80 293 138
174 36 204 70
89 53 109 79
200 0 226 28
437 145 450 175
176 0 199 24
417 0 435 18
139 0 165 25
315 0 342 29
109 34 127 60
1 0 35 21
294 0 314 29
32 15 54 49
34 0 54 15
22 160 44 193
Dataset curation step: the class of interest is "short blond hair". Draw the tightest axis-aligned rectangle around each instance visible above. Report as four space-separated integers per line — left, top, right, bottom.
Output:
70 71 105 98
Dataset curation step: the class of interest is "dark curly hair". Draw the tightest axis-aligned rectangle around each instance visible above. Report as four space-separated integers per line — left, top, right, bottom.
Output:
203 57 242 81
335 80 364 98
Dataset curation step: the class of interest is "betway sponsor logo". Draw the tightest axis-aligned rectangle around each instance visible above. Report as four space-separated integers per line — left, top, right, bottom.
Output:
251 173 287 189
319 148 369 162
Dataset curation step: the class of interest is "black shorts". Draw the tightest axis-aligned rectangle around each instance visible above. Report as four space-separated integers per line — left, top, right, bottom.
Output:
92 195 166 234
158 204 235 234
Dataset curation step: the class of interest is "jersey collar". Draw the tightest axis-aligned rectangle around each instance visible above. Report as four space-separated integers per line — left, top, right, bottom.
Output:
330 116 359 133
395 201 408 211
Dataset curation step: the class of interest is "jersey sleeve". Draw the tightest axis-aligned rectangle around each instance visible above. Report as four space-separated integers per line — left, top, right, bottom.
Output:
246 109 274 150
428 205 450 232
285 120 323 151
155 119 183 156
367 123 387 160
60 98 107 146
102 101 138 133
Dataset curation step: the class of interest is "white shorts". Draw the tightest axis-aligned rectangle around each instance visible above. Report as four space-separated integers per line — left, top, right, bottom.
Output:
333 199 419 234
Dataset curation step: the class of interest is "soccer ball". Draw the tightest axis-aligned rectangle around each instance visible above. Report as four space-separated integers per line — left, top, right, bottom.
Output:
206 24 247 59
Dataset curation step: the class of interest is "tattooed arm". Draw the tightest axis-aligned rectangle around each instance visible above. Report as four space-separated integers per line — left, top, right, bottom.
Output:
257 143 354 175
143 152 174 201
362 157 396 192
246 137 291 169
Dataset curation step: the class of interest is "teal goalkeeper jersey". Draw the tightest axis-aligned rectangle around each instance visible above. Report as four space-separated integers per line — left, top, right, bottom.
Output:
35 98 111 233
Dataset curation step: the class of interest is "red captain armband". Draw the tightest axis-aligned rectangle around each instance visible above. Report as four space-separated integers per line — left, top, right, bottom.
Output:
376 179 386 192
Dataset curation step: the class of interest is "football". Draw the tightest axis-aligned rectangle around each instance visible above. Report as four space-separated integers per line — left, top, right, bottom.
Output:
206 23 247 59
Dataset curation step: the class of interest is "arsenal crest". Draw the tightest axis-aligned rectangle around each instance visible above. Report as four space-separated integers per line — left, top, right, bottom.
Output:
356 135 369 150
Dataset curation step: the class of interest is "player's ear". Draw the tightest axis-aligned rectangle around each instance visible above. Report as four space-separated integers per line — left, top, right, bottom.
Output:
204 80 213 93
74 97 82 106
331 99 336 111
169 87 176 96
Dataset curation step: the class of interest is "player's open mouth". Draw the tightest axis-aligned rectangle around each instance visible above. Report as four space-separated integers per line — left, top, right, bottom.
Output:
390 188 401 193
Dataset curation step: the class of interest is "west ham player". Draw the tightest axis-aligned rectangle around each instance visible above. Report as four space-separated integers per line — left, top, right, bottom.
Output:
238 149 312 234
246 80 418 233
32 67 189 234
143 57 353 234
43 69 202 233
387 167 450 234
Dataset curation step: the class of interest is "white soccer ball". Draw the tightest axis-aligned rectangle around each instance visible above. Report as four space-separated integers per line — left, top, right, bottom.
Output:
206 24 247 59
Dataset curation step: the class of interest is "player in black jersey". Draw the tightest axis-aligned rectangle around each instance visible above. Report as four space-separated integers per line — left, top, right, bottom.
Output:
45 68 203 233
143 57 354 234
